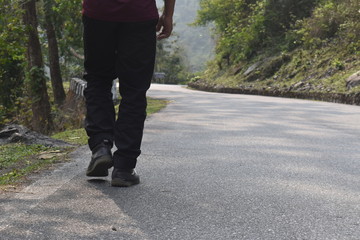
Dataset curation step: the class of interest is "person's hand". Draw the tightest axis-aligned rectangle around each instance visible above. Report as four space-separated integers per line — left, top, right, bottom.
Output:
156 14 173 40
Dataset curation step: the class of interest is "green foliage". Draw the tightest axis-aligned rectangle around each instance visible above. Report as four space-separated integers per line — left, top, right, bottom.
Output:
0 143 70 186
37 0 83 80
289 0 360 49
0 60 24 113
0 0 26 65
52 128 87 145
195 0 318 65
332 58 345 71
12 96 33 127
25 67 49 100
52 0 84 78
195 0 252 63
0 0 26 125
195 0 360 94
155 38 190 84
0 144 49 170
53 0 83 48
146 98 168 115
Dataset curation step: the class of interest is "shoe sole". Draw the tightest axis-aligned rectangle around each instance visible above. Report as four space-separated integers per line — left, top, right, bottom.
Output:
111 178 140 187
86 156 113 177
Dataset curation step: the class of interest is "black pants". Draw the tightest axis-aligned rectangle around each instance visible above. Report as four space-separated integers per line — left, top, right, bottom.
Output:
83 16 157 169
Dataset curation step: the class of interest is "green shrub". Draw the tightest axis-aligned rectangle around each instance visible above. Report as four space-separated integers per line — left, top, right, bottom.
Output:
196 0 318 65
0 0 26 125
293 0 360 49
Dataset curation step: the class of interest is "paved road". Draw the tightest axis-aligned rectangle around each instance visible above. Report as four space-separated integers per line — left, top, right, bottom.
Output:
1 84 360 239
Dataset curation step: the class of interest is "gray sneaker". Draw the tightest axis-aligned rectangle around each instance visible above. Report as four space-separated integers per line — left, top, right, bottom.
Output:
86 141 113 177
111 168 140 187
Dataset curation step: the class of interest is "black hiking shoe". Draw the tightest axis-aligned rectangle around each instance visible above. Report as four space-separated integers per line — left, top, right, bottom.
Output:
86 140 113 177
111 168 140 187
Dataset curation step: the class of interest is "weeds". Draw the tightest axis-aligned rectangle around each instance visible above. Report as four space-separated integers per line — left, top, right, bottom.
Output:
0 143 72 186
1 97 167 188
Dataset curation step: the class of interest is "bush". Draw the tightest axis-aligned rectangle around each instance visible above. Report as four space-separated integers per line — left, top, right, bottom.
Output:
292 0 360 49
0 0 26 125
196 0 318 64
0 60 24 110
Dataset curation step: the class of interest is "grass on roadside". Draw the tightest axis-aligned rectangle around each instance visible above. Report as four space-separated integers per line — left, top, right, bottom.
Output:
0 97 167 188
51 128 88 145
0 144 73 188
146 97 168 115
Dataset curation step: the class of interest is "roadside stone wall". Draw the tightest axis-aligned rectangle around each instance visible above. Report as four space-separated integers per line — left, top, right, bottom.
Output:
69 78 119 101
70 78 87 98
188 82 360 106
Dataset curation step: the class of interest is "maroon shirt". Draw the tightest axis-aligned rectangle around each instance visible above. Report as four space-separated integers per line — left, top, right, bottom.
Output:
82 0 159 22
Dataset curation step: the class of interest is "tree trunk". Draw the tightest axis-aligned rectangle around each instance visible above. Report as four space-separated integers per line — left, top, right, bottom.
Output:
23 0 53 134
44 15 66 106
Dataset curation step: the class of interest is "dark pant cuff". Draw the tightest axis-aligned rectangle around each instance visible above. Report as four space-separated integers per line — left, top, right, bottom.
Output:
113 157 137 169
88 134 114 150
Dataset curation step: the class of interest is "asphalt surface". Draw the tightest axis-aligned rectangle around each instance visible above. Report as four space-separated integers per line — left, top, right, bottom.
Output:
1 84 359 240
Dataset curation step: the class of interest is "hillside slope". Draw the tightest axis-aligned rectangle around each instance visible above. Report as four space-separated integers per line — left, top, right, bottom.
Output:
190 0 360 104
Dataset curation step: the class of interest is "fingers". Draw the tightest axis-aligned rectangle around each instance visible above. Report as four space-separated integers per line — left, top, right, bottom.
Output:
157 30 171 40
156 16 173 40
156 26 172 40
156 20 162 32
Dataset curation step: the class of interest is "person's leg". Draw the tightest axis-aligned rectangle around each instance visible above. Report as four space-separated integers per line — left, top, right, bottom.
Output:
83 15 118 150
111 20 157 185
82 16 117 176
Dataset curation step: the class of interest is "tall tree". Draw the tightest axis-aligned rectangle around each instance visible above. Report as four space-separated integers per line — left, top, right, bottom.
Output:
22 0 53 133
43 0 66 106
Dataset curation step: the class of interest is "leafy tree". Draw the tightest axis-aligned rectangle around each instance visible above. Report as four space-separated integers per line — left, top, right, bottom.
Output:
22 0 53 133
0 0 26 124
195 0 255 64
195 0 319 65
52 0 84 79
42 0 66 105
0 0 83 131
155 37 189 84
290 0 360 51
